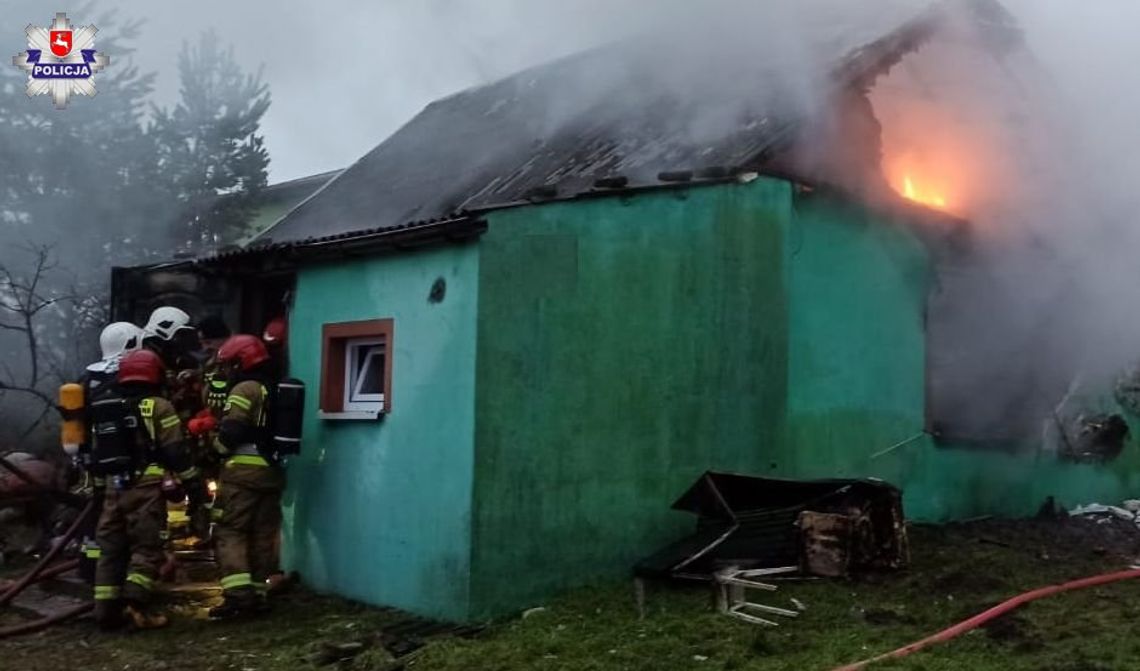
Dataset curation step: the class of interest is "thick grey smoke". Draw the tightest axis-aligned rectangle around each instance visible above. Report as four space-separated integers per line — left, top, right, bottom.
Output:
89 0 922 179
7 0 1140 444
889 1 1140 438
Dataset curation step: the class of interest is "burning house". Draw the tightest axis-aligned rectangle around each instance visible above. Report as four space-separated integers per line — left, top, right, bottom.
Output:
111 0 1140 621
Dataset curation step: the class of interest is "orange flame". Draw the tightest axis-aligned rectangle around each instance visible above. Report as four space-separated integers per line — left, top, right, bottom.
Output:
901 174 947 210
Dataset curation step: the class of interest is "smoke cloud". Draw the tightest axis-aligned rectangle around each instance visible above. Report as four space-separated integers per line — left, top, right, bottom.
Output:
5 0 1140 444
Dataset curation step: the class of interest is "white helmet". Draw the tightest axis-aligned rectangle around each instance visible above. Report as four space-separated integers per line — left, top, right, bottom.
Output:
143 306 193 341
98 322 144 360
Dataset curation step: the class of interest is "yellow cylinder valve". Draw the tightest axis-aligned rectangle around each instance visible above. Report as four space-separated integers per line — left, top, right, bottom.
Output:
59 382 85 456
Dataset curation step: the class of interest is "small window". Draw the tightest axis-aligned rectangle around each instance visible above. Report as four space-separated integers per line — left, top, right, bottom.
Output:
344 338 386 412
320 319 393 419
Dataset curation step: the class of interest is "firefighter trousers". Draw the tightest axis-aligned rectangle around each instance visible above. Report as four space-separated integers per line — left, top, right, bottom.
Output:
213 458 284 602
93 482 166 617
79 486 106 585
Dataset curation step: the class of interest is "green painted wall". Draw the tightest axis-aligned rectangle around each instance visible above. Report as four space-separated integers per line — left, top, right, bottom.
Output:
779 192 1140 521
469 180 793 618
282 244 479 621
277 178 1140 622
464 182 1140 619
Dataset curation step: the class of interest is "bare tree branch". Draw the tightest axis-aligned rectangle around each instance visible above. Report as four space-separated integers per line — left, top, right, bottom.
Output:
18 404 53 441
0 379 58 412
0 244 73 433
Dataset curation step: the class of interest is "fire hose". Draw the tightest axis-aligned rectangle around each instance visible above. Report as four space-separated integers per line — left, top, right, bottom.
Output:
0 498 95 607
0 558 80 593
0 602 93 639
0 454 85 508
832 567 1140 670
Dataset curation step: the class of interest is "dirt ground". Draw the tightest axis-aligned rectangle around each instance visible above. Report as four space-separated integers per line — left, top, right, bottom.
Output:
5 514 1140 670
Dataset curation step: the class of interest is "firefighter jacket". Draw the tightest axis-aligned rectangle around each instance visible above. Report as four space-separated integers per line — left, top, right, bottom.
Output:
137 396 199 485
215 380 270 459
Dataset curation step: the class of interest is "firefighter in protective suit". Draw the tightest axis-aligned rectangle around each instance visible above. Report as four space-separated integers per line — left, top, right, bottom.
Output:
198 314 233 422
209 334 284 619
92 349 206 630
142 306 203 421
75 322 145 584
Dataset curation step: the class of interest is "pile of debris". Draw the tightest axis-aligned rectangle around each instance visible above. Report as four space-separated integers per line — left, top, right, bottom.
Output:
633 472 910 626
1068 500 1140 526
635 472 909 582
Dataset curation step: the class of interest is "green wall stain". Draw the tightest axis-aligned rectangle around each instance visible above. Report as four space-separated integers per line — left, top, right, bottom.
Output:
283 245 479 621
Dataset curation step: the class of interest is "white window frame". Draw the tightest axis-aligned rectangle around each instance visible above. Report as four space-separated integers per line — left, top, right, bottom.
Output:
344 337 386 412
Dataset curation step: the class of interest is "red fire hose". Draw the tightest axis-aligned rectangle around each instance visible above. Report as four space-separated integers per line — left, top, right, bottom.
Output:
0 455 84 508
0 498 95 607
832 567 1140 670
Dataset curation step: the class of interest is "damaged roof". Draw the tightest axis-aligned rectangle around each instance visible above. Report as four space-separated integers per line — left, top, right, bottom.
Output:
259 0 1018 246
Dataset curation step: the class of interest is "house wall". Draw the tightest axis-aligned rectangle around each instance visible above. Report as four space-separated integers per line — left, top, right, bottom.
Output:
282 244 479 621
464 181 1140 620
469 179 794 618
780 193 1140 521
275 180 1140 623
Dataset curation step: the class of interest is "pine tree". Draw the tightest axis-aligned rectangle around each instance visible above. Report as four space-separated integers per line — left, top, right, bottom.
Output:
152 30 271 253
0 5 163 445
0 6 164 269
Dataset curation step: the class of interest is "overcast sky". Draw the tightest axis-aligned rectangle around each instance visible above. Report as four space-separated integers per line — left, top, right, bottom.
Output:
53 0 662 181
6 1 1132 182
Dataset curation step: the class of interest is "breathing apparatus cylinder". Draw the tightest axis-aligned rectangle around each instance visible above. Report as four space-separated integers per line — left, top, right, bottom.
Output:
59 383 85 457
271 378 305 456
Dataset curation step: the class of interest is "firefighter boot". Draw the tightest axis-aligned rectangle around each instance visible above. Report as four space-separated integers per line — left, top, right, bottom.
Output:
125 603 169 630
208 589 259 620
93 599 127 632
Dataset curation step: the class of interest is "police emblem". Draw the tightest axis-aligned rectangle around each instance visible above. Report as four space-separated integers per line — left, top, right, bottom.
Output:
11 12 109 109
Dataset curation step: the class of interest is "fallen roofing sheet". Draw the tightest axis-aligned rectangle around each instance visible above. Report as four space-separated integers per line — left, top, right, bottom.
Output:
635 471 909 580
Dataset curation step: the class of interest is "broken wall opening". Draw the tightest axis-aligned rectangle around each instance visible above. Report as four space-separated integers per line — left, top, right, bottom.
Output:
857 18 1091 448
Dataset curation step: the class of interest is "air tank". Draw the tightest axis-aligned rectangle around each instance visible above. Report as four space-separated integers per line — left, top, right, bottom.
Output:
272 378 304 456
59 383 85 456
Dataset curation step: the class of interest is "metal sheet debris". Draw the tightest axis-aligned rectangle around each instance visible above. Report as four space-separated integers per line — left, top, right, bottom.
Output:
635 472 909 581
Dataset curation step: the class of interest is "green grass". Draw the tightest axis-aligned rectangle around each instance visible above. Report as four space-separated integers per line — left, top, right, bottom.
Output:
7 519 1140 671
418 521 1140 671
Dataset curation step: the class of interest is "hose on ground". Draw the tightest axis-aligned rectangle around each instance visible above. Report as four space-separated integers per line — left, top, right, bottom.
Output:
832 567 1140 670
0 498 95 607
0 559 80 593
0 455 85 508
0 602 92 639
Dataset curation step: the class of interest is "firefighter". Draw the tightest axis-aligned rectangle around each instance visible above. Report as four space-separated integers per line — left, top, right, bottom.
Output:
142 306 204 419
91 349 206 630
260 316 290 593
84 322 145 393
187 314 231 500
197 314 232 423
209 334 284 619
261 315 288 378
142 306 199 370
75 322 145 584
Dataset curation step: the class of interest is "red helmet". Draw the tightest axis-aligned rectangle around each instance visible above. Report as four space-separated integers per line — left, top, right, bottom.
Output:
262 316 288 346
118 349 165 385
216 334 271 371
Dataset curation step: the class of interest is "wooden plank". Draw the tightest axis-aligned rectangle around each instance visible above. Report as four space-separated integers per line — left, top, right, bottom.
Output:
735 602 800 618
